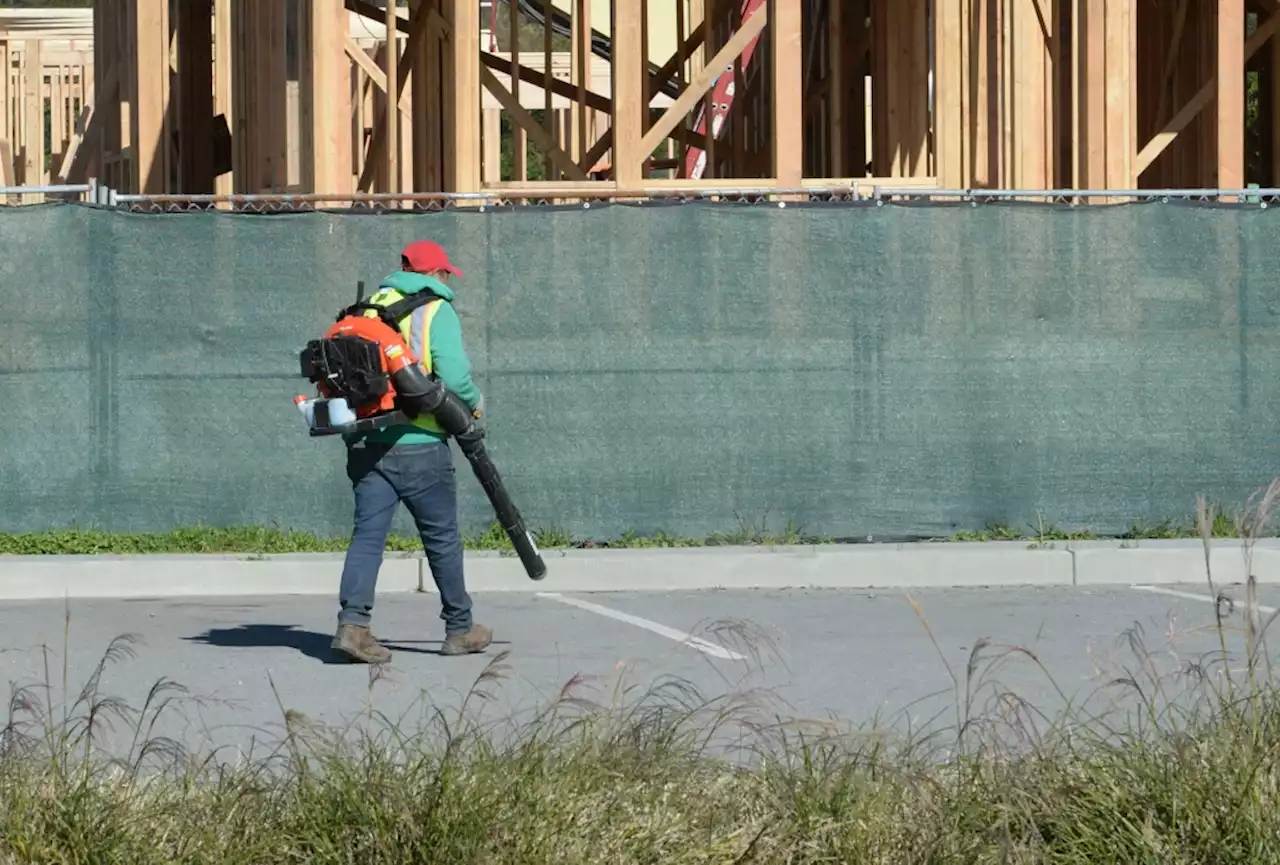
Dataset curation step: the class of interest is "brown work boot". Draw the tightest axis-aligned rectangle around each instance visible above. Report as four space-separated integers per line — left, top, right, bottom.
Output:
439 624 492 656
331 623 392 664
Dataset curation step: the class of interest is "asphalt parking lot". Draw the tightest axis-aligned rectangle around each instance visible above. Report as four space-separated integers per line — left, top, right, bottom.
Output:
0 581 1267 761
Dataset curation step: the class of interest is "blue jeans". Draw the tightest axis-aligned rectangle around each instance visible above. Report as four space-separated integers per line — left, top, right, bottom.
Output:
338 439 474 636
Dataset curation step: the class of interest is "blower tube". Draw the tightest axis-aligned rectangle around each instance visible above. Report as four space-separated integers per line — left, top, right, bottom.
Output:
392 363 547 581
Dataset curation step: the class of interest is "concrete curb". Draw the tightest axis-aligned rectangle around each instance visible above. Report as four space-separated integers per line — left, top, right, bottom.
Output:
1 539 1277 599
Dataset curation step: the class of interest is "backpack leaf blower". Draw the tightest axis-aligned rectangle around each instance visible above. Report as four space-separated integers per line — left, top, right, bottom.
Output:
295 283 547 581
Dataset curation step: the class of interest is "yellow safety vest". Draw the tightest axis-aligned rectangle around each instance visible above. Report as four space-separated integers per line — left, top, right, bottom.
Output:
363 286 447 436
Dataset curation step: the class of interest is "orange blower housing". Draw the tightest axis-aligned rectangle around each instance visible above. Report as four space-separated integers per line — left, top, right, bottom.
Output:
315 315 414 417
298 292 448 424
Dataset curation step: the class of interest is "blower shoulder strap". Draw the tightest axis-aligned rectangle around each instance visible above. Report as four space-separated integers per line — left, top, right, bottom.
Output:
336 289 447 332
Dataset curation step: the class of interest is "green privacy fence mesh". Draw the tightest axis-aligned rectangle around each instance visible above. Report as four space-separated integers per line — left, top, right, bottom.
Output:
0 200 1276 541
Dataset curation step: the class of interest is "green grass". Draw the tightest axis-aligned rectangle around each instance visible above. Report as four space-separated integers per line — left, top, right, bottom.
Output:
0 518 826 556
0 502 1271 556
5 488 1280 862
945 503 1250 543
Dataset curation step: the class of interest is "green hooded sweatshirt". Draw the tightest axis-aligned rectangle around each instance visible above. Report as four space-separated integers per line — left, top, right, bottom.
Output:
344 271 483 446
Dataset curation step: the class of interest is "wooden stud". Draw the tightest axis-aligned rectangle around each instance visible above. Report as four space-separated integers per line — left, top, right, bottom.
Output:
213 0 231 195
509 0 526 181
410 0 444 192
572 0 590 164
23 39 44 190
306 0 352 196
385 0 399 194
611 0 646 185
483 107 501 182
0 39 8 157
771 0 801 187
1273 3 1280 185
934 0 963 187
446 0 481 193
1218 0 1244 195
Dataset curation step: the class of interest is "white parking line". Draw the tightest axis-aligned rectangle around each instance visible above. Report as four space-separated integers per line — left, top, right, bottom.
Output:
1131 584 1277 615
535 592 748 661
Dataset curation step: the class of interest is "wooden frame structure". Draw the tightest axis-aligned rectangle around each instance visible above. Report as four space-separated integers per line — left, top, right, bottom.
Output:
2 1 1278 200
0 10 94 201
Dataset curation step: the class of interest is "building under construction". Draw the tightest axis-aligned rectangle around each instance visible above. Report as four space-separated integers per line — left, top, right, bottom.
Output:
0 0 1275 200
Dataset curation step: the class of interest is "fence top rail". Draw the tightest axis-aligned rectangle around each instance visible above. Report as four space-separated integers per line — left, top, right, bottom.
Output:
6 185 1280 210
874 187 1280 198
105 186 1280 202
0 184 93 195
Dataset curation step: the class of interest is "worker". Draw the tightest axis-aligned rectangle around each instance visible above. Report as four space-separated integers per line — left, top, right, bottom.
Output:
330 239 492 664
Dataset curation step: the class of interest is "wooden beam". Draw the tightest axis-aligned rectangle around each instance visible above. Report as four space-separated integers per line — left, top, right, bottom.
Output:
480 65 589 180
479 52 613 115
1218 0 1244 193
637 4 769 160
611 0 645 184
771 0 802 186
1136 10 1280 176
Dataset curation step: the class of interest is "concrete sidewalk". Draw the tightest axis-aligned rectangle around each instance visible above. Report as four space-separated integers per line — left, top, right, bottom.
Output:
0 538 1273 600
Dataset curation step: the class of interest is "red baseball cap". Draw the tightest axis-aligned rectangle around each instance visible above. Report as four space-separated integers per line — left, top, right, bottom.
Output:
401 239 463 278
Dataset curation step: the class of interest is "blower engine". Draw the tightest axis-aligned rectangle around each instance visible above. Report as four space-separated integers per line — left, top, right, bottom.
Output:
296 282 547 581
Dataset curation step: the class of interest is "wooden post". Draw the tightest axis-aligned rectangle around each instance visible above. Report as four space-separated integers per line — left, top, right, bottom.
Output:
1217 0 1244 196
1270 5 1280 187
934 0 963 188
483 107 502 182
214 0 232 195
509 0 525 181
385 0 399 195
446 0 481 193
611 0 645 186
411 0 444 192
306 0 352 197
1079 0 1135 193
23 39 43 190
771 0 802 188
0 39 9 158
572 0 590 163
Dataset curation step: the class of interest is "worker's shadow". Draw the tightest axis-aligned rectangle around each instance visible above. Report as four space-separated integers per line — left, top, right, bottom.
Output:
184 624 453 663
